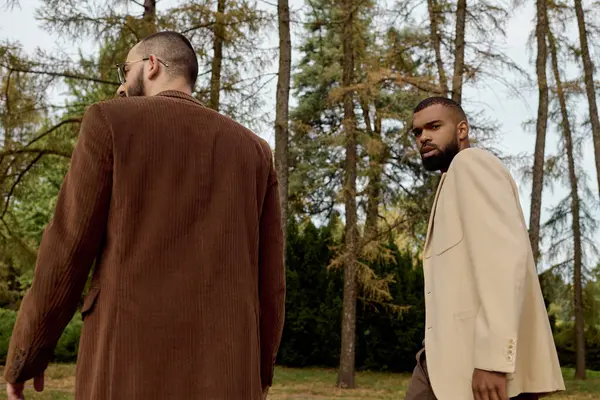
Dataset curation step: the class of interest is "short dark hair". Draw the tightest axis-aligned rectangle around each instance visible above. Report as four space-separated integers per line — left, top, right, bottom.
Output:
139 31 199 88
413 96 467 122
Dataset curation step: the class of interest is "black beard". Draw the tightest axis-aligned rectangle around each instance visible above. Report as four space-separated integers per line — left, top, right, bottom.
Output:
127 73 145 97
421 138 460 172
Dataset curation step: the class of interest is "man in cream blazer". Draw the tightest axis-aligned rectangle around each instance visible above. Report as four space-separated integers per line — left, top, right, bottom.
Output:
405 97 565 400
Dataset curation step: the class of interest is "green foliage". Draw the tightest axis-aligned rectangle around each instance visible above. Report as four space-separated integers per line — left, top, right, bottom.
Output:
277 219 344 366
0 308 17 363
54 313 83 362
0 309 82 363
0 220 597 372
1 0 598 379
0 218 426 371
35 0 275 127
356 248 424 372
278 219 425 372
554 323 600 371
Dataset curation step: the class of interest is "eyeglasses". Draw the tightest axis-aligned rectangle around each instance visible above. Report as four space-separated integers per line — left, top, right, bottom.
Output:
114 57 169 85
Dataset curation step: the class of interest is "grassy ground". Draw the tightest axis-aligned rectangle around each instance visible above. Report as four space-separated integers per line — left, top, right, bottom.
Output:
0 365 598 399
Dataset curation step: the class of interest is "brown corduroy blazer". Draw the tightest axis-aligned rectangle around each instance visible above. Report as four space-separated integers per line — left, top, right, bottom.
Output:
3 90 286 399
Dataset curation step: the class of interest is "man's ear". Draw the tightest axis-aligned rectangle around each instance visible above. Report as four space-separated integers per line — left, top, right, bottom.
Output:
457 120 469 140
147 54 160 80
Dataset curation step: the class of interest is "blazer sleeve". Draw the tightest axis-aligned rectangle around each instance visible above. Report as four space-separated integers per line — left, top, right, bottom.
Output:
450 150 528 374
4 103 113 384
258 151 286 388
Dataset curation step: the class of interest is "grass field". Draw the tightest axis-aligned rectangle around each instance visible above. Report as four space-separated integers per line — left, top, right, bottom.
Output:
0 364 598 399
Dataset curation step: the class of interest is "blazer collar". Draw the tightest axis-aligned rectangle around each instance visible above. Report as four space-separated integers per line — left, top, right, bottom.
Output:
156 90 205 107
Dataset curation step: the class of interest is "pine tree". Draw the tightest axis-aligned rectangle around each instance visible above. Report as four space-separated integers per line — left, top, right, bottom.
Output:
529 0 550 268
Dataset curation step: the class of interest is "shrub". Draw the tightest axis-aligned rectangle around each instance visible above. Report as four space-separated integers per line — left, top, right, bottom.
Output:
54 313 82 362
0 309 81 363
277 220 426 372
555 323 600 371
0 308 17 363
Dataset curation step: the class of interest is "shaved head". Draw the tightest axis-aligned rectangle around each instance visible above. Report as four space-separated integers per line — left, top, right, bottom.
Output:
134 31 199 88
413 96 467 124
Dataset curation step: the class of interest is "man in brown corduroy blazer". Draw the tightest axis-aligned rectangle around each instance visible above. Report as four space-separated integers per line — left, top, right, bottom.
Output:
4 31 285 400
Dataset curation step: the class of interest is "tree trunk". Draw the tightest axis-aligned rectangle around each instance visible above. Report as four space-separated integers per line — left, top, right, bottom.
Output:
361 100 382 238
0 70 14 191
427 0 449 96
338 0 358 388
275 0 291 245
573 0 600 200
142 0 157 35
451 0 466 104
528 0 549 268
209 0 226 111
548 29 586 380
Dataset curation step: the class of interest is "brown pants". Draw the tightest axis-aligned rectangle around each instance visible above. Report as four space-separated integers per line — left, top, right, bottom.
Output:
405 348 539 400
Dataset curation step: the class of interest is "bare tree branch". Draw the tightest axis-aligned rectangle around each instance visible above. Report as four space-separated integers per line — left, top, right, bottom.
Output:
1 0 20 11
24 118 82 149
0 149 72 159
182 22 215 34
1 153 43 219
0 119 79 180
1 64 119 86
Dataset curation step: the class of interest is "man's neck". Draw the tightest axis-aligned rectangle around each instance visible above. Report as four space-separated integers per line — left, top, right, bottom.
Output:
147 81 193 97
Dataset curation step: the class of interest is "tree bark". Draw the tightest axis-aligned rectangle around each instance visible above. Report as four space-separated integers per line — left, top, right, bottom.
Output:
529 0 549 268
548 29 586 380
451 0 466 104
337 0 358 388
573 0 600 200
427 0 449 96
275 0 291 245
209 0 226 111
1 70 14 195
361 100 382 238
142 0 157 35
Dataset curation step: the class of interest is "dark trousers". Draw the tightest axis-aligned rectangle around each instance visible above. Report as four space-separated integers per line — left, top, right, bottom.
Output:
405 348 540 400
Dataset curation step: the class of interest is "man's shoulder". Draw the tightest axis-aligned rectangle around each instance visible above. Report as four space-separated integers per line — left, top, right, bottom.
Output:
89 96 272 157
84 96 154 119
448 147 516 190
449 147 509 175
91 95 184 113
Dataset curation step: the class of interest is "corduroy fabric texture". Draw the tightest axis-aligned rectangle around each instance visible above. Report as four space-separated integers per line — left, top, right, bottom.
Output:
4 90 286 399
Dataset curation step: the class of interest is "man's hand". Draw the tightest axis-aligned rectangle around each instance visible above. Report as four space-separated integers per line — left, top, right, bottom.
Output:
472 369 508 400
6 374 44 400
262 386 269 400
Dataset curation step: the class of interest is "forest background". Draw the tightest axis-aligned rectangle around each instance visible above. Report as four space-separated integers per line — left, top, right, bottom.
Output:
0 0 600 392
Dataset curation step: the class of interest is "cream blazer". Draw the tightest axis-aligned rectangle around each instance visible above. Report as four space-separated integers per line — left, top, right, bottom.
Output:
422 148 565 399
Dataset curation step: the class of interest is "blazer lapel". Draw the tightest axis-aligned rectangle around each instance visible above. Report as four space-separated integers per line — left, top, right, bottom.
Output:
424 173 447 258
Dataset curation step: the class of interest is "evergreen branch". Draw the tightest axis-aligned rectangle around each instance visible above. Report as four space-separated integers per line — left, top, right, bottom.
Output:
358 215 408 253
1 153 44 220
0 218 37 258
0 119 79 181
3 103 90 117
357 296 412 314
4 69 12 116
